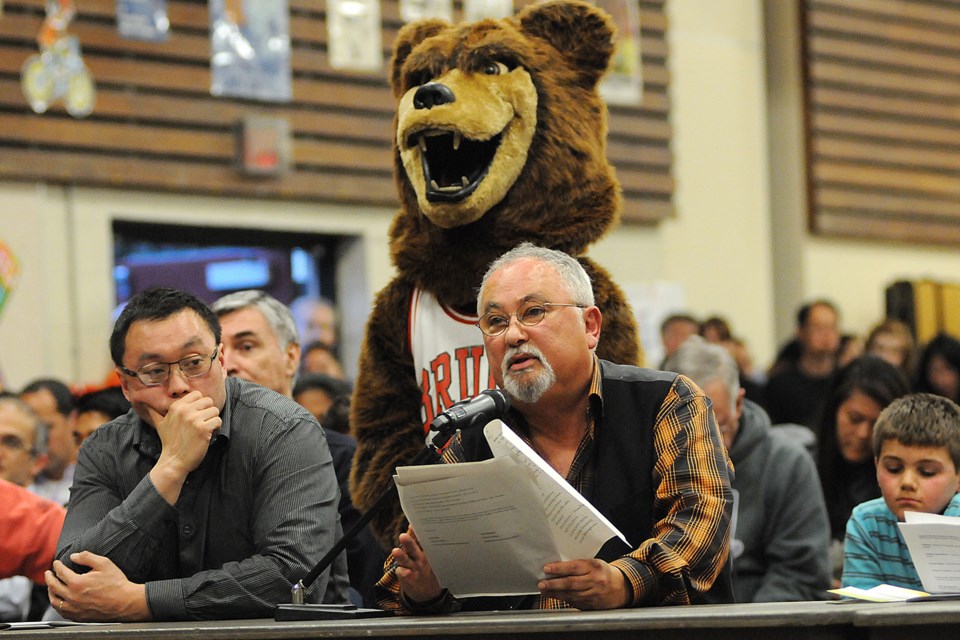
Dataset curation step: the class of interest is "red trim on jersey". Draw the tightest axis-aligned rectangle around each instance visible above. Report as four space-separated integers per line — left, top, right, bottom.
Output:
439 299 480 326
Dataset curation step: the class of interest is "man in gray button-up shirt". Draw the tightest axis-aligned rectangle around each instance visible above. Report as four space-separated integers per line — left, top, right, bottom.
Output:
44 287 349 621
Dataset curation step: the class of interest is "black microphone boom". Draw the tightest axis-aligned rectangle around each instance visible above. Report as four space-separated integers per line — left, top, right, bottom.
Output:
428 388 511 442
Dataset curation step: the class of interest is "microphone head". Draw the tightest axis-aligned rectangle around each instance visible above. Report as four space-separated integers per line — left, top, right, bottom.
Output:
426 388 512 449
481 388 511 414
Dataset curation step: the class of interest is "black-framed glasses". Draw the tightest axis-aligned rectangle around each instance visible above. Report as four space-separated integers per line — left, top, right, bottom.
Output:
119 348 219 386
477 301 586 337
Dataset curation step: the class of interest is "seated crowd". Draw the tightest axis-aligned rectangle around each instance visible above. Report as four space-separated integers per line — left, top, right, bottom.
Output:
1 253 959 622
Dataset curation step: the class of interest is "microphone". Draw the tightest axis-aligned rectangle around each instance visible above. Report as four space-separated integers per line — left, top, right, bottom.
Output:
427 388 511 443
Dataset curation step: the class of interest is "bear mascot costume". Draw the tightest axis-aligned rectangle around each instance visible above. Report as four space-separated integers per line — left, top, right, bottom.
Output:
351 0 642 546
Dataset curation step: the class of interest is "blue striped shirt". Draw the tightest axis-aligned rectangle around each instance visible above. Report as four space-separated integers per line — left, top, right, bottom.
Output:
841 493 960 590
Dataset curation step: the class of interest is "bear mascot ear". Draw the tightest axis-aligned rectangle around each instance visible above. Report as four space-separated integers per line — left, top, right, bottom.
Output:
518 0 615 89
389 19 450 99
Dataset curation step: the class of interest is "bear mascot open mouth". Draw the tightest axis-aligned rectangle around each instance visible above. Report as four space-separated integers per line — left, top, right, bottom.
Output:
397 60 537 226
350 0 642 549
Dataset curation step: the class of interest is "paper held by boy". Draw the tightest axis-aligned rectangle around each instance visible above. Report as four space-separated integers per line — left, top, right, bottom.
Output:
393 420 629 598
830 511 960 602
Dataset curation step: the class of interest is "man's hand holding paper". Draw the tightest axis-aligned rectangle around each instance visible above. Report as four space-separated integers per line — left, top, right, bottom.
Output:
539 558 631 610
393 526 442 603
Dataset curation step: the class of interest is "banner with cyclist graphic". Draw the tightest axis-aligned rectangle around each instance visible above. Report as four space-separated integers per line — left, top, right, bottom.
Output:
20 0 96 118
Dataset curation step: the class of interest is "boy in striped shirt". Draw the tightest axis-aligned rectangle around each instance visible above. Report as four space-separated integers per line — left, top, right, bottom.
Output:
841 393 960 590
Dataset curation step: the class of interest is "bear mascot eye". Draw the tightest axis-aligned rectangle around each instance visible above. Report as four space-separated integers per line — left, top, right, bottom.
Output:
483 62 508 76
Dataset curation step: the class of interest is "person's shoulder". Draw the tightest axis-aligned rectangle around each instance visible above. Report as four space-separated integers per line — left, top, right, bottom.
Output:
738 406 814 470
599 361 683 410
600 359 677 384
228 377 318 433
1 477 61 512
229 376 298 411
945 492 960 515
84 410 139 446
323 427 357 453
765 422 816 458
850 497 892 521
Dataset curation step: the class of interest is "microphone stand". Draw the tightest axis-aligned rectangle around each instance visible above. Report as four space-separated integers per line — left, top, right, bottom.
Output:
274 417 464 621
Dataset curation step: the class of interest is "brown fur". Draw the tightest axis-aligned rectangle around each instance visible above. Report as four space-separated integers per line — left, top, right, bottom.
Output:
350 0 642 547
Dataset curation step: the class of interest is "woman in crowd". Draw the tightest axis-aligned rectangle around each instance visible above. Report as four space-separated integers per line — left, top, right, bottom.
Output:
915 332 960 404
817 355 910 586
864 318 916 381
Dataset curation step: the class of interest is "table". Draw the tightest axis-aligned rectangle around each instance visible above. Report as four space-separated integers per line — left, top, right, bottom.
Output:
4 600 960 639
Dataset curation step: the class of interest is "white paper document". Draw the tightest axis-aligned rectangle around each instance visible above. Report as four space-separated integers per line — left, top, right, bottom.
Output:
394 420 628 597
828 584 930 602
898 511 960 594
484 420 629 559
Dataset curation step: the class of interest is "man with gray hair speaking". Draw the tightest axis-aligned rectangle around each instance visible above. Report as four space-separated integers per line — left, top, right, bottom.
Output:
378 243 733 613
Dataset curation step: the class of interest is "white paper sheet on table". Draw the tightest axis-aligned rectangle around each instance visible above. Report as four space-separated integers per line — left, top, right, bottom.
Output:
827 584 930 602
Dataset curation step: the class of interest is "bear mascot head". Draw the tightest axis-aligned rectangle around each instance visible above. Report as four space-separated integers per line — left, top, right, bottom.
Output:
350 0 642 548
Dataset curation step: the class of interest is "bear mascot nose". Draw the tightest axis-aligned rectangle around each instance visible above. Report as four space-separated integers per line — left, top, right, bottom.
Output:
413 82 456 109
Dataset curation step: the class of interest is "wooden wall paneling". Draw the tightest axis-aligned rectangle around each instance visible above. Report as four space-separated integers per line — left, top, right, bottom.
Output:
818 0 960 29
612 0 674 223
803 0 960 245
0 0 398 206
814 137 960 176
0 0 674 224
0 148 400 203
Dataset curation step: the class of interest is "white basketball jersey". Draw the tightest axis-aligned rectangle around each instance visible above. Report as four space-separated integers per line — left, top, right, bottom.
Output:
409 288 496 432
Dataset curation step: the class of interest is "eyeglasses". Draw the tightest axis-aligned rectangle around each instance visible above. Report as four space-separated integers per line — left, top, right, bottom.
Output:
477 301 586 337
119 348 219 386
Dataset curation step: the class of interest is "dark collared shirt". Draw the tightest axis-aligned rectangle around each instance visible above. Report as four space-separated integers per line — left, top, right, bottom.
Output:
378 357 732 611
57 377 349 620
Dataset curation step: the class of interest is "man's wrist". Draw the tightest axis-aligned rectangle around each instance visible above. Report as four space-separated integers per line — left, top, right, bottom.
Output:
615 566 634 607
610 559 641 606
400 588 460 615
148 462 188 505
144 579 188 621
123 583 153 622
154 452 193 479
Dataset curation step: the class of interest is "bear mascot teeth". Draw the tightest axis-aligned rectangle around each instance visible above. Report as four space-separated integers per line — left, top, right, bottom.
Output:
350 0 642 546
